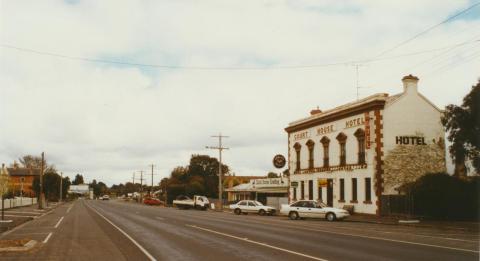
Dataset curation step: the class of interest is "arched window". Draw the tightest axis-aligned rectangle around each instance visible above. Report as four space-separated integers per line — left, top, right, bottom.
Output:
294 143 302 171
336 133 347 166
354 128 366 164
306 140 315 169
320 136 330 167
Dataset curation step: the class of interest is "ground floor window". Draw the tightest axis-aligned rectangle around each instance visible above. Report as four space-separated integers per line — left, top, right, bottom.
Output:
339 178 345 202
351 178 357 203
318 186 322 201
308 180 313 200
365 178 371 203
301 181 305 199
293 187 297 200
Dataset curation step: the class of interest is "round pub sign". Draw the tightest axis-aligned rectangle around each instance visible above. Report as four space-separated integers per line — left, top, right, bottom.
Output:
273 154 286 169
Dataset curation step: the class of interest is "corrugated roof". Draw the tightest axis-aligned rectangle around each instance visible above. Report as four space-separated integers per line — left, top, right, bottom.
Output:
288 93 389 127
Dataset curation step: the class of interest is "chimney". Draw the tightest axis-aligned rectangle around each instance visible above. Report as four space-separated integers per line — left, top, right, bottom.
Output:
402 74 419 94
310 106 322 116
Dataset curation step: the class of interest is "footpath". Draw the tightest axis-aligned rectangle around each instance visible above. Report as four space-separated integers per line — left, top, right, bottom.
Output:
342 213 480 232
0 202 61 233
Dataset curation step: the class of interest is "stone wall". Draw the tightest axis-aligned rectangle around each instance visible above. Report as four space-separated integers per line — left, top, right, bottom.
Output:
383 139 446 194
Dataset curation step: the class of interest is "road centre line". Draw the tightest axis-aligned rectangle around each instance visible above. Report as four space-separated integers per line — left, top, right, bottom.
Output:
85 202 157 261
66 204 74 213
230 212 476 239
186 224 328 261
54 216 64 228
202 212 480 244
43 232 53 243
177 211 479 253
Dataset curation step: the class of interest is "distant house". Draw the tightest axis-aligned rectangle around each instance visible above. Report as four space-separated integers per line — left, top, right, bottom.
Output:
7 162 40 197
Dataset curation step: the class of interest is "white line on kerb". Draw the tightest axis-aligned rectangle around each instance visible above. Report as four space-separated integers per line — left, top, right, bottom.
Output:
43 232 53 243
54 216 64 228
86 203 157 261
187 224 328 261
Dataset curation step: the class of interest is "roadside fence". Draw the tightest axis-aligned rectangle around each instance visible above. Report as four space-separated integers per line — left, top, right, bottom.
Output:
0 197 38 210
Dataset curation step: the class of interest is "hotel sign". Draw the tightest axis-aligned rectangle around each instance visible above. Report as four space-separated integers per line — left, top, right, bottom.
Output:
252 178 286 188
396 136 427 145
293 115 369 141
365 112 371 149
317 179 328 187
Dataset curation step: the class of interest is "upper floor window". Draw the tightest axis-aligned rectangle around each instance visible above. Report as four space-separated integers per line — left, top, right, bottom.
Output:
320 136 330 167
336 132 347 166
306 140 315 169
294 142 302 171
354 128 366 164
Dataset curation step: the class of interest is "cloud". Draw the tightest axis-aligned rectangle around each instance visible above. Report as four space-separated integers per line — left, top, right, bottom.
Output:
1 1 479 185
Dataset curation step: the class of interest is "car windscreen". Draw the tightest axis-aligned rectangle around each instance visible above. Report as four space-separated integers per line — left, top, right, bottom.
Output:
254 201 263 206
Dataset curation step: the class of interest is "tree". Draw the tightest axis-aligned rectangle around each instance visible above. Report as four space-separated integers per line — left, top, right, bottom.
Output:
163 155 231 203
18 155 56 172
442 80 480 176
33 170 65 201
267 172 279 178
72 174 84 185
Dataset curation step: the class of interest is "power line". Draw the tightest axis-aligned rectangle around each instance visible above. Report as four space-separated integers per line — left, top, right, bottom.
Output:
0 41 477 70
373 2 480 59
406 35 480 72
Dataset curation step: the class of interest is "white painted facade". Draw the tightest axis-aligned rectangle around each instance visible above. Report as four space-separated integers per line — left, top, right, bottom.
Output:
285 75 446 215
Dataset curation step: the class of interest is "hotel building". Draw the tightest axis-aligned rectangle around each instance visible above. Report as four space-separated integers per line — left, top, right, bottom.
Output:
285 75 446 214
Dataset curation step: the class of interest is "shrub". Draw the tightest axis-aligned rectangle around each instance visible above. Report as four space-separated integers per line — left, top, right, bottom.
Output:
409 172 479 220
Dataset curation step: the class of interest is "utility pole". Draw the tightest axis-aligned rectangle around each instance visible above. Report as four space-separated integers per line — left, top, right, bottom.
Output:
59 172 63 202
206 133 229 210
138 170 145 203
39 152 45 209
132 172 135 184
149 164 155 195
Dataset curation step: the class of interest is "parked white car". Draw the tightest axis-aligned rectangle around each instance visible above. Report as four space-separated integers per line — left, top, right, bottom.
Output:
173 195 210 210
280 200 349 221
229 200 276 215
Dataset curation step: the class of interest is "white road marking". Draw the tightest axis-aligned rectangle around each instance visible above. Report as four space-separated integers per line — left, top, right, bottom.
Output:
86 203 157 261
187 224 328 261
3 211 42 215
155 217 165 221
66 204 74 213
2 214 37 218
54 216 64 228
43 232 52 243
237 218 480 253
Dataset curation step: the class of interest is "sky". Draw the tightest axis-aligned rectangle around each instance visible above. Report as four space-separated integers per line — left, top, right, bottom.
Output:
1 0 479 186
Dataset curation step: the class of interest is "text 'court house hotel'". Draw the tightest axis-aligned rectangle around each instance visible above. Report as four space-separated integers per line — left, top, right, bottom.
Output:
285 75 446 215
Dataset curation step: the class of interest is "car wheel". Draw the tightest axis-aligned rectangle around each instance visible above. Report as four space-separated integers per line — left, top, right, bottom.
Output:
259 209 266 216
234 208 241 215
326 212 336 222
289 211 299 220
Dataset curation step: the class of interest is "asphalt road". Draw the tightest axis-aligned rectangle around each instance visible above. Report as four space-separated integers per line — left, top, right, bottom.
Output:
1 199 478 261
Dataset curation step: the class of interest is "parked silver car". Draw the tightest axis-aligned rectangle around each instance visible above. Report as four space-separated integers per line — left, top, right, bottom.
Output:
229 200 276 215
280 200 349 221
